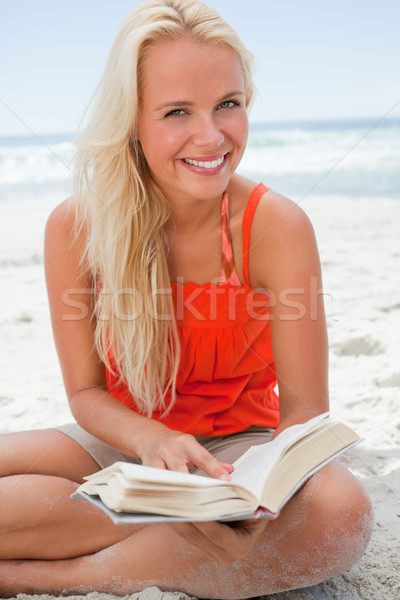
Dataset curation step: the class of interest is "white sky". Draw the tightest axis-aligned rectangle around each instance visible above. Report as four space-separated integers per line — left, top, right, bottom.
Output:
1 0 400 137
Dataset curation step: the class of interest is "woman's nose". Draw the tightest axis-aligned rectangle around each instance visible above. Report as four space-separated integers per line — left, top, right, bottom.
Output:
192 115 224 148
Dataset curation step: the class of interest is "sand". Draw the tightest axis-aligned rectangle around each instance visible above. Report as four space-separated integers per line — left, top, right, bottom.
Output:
0 192 399 598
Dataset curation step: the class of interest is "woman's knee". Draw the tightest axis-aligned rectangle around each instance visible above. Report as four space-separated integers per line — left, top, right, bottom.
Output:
303 461 373 567
0 429 99 481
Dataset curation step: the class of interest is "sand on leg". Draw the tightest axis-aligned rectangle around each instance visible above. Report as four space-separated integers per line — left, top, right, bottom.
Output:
0 461 373 599
0 429 145 560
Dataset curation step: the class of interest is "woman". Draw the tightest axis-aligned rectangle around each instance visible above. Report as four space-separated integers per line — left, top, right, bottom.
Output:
0 0 373 597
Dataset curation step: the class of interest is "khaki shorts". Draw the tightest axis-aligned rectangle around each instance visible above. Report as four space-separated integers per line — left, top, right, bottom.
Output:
52 423 275 473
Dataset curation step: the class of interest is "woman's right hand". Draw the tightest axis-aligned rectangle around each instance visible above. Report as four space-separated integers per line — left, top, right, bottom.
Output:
133 419 233 480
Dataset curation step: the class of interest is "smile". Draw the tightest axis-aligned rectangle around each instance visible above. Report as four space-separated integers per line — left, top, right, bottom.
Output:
182 154 226 169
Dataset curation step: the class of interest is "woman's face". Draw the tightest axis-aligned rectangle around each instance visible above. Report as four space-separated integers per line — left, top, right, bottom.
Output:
138 37 249 205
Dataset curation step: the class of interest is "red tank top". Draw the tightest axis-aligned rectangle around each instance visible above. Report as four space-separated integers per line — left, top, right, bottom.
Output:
106 183 279 435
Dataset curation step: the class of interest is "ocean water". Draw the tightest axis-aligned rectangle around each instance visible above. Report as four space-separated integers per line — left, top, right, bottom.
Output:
0 118 399 207
242 118 400 201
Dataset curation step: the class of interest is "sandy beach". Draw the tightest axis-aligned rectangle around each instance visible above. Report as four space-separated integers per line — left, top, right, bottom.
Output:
1 182 399 597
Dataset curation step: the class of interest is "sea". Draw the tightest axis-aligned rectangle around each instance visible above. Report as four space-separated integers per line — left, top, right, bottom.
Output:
0 117 399 208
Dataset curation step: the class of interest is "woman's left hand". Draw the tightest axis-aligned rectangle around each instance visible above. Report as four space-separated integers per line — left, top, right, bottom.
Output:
169 518 267 565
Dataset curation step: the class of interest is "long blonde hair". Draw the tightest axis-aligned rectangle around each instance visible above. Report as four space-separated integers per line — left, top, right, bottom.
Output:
75 0 254 417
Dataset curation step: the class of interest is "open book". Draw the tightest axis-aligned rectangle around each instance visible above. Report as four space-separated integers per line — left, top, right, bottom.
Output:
73 414 361 523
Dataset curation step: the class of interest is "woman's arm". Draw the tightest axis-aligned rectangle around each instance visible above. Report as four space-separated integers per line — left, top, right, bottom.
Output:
44 198 232 479
249 189 329 433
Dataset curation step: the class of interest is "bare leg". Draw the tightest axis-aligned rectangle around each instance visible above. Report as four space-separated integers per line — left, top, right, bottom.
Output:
0 430 143 559
0 461 373 598
0 474 145 559
0 428 100 481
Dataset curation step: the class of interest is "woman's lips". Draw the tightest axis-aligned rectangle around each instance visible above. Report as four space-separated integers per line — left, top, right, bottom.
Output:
179 153 229 174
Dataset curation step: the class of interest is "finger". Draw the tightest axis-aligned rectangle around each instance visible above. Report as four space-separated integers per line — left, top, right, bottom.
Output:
164 457 190 473
170 522 234 564
166 435 233 480
145 457 167 470
172 520 259 565
219 461 235 473
153 444 192 473
196 519 267 562
187 459 233 476
227 518 267 541
191 448 233 480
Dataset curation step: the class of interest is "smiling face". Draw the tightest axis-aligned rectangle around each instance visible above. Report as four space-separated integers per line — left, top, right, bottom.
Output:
137 36 249 205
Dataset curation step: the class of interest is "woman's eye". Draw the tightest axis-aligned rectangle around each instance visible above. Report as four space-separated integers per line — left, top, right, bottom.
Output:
219 100 240 109
165 109 185 117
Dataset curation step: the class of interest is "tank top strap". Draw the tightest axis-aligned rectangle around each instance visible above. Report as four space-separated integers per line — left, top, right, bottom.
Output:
242 183 269 286
219 191 241 286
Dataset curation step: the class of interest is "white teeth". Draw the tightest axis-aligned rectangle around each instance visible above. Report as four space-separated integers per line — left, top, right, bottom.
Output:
183 155 225 168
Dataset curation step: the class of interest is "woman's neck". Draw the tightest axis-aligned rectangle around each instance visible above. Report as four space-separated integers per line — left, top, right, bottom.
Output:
166 192 224 237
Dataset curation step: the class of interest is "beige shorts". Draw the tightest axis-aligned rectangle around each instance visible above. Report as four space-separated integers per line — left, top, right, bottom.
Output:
52 423 275 473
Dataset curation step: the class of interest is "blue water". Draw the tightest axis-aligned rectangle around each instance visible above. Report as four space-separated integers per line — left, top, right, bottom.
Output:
242 118 400 200
0 118 399 204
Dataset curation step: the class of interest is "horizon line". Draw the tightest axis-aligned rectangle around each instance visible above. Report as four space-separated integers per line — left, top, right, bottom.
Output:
1 114 400 142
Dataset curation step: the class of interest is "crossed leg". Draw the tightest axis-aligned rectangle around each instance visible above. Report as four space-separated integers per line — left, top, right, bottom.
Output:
0 429 144 560
0 429 373 598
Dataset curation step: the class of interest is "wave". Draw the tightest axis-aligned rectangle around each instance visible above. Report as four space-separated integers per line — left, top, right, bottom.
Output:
0 140 75 187
242 119 400 198
0 119 399 201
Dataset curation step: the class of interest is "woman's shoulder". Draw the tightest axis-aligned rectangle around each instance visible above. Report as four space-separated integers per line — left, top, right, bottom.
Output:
256 187 314 237
44 194 90 277
46 194 80 229
234 177 318 288
230 174 313 235
45 194 88 247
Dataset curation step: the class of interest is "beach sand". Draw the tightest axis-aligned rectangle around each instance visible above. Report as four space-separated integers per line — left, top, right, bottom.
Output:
1 192 399 599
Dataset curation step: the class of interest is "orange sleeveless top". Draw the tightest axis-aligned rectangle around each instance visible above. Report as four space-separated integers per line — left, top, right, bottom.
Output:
106 183 279 435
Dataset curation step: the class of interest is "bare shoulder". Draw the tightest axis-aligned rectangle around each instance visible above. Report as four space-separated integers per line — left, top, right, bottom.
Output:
45 195 88 254
229 175 313 234
45 195 81 238
249 187 320 288
44 195 90 285
255 188 315 240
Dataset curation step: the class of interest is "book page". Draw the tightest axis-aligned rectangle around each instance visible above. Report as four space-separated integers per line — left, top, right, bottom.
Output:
230 413 330 499
260 424 361 513
84 461 228 488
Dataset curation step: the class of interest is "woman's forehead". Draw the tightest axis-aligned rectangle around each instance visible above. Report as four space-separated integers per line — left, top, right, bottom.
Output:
140 38 244 102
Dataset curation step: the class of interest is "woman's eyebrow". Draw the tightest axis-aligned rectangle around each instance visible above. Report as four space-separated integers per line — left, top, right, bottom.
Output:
155 100 195 112
218 91 246 101
155 91 246 112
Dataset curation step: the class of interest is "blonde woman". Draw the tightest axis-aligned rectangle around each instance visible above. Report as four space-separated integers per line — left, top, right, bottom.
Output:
0 0 372 596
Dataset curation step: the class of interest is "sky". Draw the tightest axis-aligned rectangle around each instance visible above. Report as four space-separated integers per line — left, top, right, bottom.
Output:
1 0 400 137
